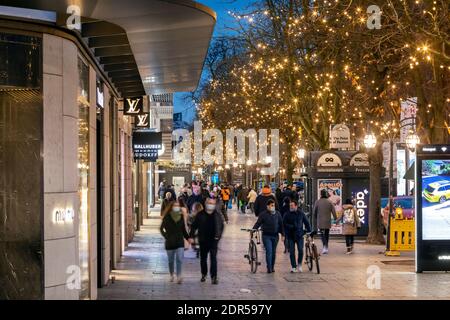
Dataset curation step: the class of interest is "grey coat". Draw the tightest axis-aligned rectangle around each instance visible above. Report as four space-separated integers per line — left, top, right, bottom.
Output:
312 197 337 230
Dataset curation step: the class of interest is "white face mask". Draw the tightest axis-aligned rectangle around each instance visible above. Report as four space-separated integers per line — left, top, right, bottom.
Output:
206 204 215 213
172 207 181 213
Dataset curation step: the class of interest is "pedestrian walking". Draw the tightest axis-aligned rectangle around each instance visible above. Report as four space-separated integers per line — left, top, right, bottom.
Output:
335 199 361 254
220 185 231 214
312 189 337 254
189 198 225 284
247 187 257 215
252 199 285 273
280 197 291 253
160 200 190 284
254 185 279 217
283 200 311 273
161 192 174 216
187 185 205 212
237 186 248 214
189 202 204 258
158 182 166 202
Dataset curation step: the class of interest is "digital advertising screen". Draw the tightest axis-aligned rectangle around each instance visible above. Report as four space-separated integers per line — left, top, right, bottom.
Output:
421 159 450 240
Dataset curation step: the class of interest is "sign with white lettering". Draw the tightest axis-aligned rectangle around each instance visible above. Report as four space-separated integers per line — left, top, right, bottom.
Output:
330 124 351 149
351 187 370 236
124 97 144 115
132 130 162 161
54 208 74 224
316 153 342 167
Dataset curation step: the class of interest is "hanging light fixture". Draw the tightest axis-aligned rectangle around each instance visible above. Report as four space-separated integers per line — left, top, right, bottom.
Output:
363 133 377 149
297 148 306 159
405 132 420 151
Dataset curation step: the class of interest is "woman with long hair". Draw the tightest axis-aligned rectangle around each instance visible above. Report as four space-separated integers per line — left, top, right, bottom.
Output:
160 199 190 284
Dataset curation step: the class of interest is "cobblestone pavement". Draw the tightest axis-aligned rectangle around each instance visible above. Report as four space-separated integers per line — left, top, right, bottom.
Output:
99 206 450 300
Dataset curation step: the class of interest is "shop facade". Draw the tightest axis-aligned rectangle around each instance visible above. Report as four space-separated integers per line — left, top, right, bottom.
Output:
0 23 135 299
0 1 215 300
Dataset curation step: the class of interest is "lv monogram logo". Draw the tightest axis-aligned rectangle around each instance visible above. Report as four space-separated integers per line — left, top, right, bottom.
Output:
136 114 149 127
126 98 141 114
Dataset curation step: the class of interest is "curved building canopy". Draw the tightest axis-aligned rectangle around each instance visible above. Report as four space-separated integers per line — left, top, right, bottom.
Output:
0 0 216 96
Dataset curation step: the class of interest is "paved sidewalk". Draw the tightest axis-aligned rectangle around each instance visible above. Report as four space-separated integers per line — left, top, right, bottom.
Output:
98 206 450 300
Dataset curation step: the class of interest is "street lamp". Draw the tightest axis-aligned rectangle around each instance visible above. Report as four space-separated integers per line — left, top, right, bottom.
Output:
363 133 377 149
405 132 420 151
232 162 238 168
297 148 306 159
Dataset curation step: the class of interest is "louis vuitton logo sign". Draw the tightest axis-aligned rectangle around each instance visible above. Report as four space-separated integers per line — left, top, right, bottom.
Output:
124 97 144 115
136 114 149 128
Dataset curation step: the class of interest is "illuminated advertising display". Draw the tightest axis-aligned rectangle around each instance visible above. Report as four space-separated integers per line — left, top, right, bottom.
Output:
416 145 450 272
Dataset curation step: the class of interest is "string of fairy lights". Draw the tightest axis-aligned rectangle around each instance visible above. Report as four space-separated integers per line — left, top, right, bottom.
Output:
196 0 449 172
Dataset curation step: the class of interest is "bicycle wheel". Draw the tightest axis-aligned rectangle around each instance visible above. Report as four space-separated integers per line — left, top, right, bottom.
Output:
250 240 258 273
311 243 320 274
305 243 313 271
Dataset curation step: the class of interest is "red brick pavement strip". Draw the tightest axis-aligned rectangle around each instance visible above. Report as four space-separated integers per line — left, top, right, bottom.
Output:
98 206 450 300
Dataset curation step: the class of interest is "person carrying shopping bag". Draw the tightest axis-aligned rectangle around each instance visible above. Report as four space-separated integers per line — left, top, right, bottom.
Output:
335 199 361 254
160 200 190 284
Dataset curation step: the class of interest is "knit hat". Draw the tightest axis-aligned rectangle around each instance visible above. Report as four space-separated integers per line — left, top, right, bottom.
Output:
262 186 271 195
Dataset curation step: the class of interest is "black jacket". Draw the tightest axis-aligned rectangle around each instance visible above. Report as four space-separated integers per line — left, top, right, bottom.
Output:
283 208 311 239
187 194 205 212
253 210 284 237
190 210 224 243
160 214 189 250
254 194 279 217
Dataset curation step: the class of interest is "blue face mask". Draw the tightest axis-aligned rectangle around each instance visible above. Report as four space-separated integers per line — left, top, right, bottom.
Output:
290 208 296 212
268 207 276 214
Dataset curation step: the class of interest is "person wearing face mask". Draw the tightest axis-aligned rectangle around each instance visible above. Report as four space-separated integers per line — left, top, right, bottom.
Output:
161 192 174 216
283 200 311 273
253 199 285 273
187 185 205 213
189 198 225 284
160 201 190 284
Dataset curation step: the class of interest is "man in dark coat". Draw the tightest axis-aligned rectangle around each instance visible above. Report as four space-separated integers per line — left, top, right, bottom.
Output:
189 198 224 284
283 200 311 273
254 185 279 217
253 199 284 273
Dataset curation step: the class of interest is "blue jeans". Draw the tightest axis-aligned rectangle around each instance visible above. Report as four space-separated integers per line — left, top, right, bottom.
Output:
166 247 184 277
262 234 279 272
288 237 304 268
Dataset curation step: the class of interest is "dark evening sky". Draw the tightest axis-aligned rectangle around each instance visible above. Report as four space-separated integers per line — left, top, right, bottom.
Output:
173 0 251 124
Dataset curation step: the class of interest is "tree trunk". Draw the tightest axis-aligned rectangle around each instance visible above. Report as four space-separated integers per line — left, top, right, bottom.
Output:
366 143 386 245
286 142 294 184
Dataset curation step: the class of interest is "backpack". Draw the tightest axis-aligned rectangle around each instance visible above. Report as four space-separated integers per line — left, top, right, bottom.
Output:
343 208 355 224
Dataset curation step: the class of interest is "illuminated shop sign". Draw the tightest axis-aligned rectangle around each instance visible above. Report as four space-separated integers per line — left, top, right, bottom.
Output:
132 130 162 161
54 208 74 224
135 113 149 128
316 153 342 167
124 97 144 115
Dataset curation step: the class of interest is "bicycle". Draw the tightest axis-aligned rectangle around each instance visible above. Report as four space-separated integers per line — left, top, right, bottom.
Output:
241 228 261 273
304 232 320 274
